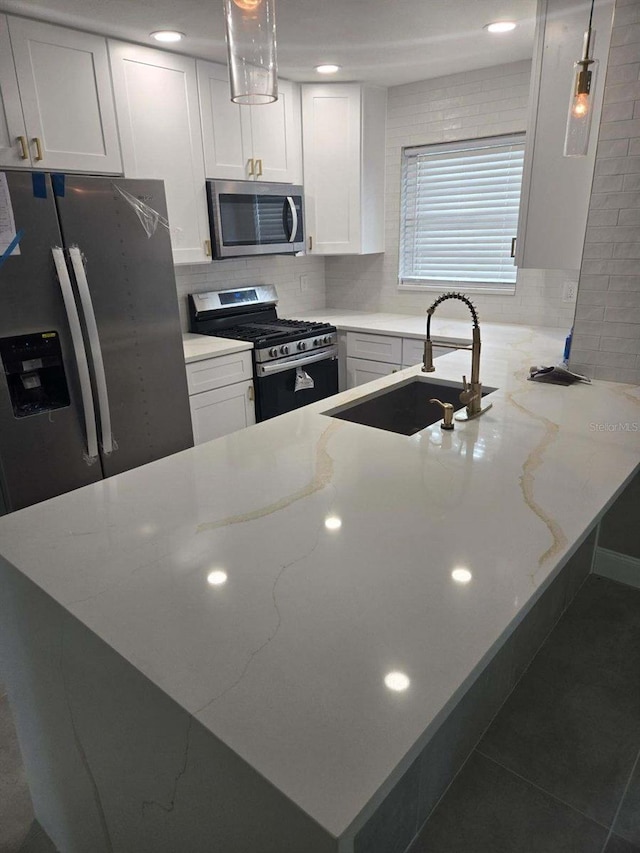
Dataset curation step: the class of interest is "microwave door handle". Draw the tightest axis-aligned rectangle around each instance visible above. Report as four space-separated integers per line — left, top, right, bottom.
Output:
286 196 298 243
68 247 113 455
51 247 99 461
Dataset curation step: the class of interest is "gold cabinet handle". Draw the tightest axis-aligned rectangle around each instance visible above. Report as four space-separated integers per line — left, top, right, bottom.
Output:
247 158 255 177
204 239 212 257
17 136 28 160
255 158 263 177
308 236 313 251
248 384 254 402
32 137 43 162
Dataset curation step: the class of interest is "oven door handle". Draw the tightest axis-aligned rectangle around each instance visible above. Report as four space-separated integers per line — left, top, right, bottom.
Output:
257 346 337 376
286 196 298 243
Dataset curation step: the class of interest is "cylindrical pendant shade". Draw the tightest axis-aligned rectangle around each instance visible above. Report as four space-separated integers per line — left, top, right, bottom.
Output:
223 0 278 105
563 59 598 157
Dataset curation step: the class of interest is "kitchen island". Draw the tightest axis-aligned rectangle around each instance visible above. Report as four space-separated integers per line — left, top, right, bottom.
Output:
1 321 639 853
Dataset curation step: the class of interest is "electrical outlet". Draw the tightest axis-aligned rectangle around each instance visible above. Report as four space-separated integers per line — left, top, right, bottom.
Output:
562 280 577 303
300 274 309 293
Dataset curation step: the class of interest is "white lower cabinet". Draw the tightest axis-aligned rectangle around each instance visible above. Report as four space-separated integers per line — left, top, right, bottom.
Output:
346 357 400 389
189 379 255 445
186 350 255 445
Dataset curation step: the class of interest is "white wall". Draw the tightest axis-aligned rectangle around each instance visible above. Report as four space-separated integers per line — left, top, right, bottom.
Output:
570 0 640 384
325 60 579 329
174 255 326 331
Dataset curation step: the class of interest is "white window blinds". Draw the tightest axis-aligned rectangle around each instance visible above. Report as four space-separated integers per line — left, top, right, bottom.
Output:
400 134 525 290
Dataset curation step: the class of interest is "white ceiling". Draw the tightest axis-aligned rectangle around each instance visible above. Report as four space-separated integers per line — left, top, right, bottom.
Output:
0 0 538 86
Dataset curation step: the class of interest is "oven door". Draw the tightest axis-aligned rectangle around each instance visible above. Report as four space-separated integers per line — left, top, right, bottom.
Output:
208 180 305 258
254 348 338 421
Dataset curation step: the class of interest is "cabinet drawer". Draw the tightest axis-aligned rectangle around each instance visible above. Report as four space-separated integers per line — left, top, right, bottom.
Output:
189 379 255 445
346 331 402 364
186 350 253 395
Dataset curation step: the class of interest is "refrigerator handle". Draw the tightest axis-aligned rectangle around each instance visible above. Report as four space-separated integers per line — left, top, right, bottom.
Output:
51 248 99 462
68 247 113 455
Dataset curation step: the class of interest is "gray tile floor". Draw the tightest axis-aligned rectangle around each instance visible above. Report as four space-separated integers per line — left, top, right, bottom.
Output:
410 575 640 853
1 574 639 853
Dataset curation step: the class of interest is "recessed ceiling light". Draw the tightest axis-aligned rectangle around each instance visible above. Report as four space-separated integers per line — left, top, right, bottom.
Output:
315 64 341 75
207 569 228 586
451 567 473 585
151 30 184 43
384 671 411 692
484 21 517 33
325 515 342 531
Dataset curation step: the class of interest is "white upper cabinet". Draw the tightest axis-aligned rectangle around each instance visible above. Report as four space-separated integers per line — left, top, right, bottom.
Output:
197 60 302 184
109 41 211 265
5 17 121 173
0 16 27 168
302 83 386 255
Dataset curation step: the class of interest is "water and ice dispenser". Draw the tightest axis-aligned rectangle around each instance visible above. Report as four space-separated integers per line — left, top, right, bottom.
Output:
0 331 70 417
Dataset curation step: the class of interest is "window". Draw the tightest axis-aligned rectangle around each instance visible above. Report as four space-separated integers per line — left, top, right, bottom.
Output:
399 134 525 293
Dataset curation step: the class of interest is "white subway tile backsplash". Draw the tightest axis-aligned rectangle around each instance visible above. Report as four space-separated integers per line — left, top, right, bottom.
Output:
326 59 580 327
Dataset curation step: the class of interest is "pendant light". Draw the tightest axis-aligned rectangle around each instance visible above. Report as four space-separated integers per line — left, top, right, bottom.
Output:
223 0 278 105
564 0 598 157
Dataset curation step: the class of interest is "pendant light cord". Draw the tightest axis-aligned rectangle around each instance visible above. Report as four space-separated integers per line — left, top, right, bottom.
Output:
584 0 595 61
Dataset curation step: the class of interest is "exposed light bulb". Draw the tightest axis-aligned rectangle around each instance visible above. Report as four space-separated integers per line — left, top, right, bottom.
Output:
571 92 590 118
232 0 263 12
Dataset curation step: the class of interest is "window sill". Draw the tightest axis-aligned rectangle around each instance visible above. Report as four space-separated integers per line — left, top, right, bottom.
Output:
398 281 516 297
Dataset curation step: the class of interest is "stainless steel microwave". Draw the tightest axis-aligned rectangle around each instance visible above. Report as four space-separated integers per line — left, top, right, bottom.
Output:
207 180 305 259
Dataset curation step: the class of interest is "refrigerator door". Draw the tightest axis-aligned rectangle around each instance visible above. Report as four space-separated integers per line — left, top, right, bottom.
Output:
54 176 193 477
0 171 104 512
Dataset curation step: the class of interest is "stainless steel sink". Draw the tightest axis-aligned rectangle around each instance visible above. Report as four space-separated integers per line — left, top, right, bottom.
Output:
325 377 497 436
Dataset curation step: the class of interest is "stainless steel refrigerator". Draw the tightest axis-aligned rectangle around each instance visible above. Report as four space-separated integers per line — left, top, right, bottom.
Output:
0 171 193 513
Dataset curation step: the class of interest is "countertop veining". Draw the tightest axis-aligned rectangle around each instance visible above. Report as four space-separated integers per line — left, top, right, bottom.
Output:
1 322 639 838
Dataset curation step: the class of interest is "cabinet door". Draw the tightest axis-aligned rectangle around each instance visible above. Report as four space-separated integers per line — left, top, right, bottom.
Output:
0 15 29 167
109 41 210 265
250 79 302 184
197 59 253 181
9 17 121 173
302 83 362 254
189 380 256 445
346 357 400 389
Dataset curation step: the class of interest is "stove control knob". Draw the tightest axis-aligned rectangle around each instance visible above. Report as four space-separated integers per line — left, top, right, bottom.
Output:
297 341 307 351
280 345 289 355
323 335 332 345
269 348 278 357
313 339 320 347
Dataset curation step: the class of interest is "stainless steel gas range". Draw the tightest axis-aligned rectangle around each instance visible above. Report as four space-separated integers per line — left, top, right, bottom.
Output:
188 286 338 422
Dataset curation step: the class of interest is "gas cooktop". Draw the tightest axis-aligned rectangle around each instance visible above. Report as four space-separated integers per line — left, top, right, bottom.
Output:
212 319 334 348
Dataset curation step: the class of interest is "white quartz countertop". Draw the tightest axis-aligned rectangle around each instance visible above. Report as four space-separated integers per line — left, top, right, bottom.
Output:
1 324 639 840
292 308 555 345
182 332 253 363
